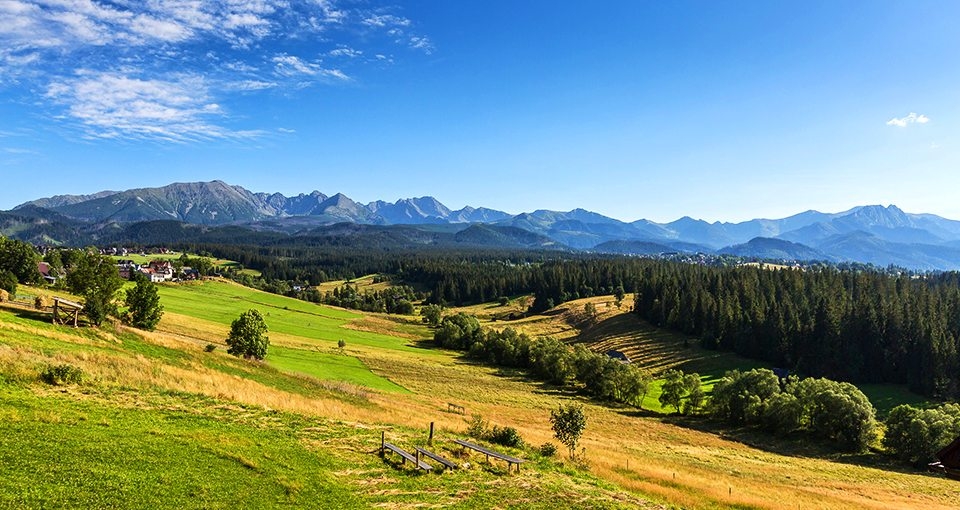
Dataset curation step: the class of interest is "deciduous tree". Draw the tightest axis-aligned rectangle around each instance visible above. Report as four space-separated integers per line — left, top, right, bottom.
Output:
226 309 270 360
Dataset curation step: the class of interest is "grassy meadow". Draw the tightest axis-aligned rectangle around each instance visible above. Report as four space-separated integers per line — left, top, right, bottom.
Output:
1 281 958 509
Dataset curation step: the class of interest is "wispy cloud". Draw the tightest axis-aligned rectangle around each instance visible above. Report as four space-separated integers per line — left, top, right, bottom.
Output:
271 54 349 81
45 71 259 142
0 1 432 142
886 112 930 128
329 46 362 58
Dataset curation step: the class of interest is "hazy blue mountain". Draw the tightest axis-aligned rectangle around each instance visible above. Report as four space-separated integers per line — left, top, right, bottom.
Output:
777 205 955 246
449 206 513 223
664 217 738 249
453 224 562 249
591 240 682 255
815 231 960 271
278 191 329 215
13 181 960 270
48 180 276 225
367 197 451 224
16 190 119 210
718 237 831 262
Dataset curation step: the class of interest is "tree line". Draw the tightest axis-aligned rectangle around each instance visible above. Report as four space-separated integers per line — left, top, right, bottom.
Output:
434 313 652 406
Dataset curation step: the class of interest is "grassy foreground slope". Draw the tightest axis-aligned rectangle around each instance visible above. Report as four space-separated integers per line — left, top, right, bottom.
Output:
2 283 958 509
0 301 654 509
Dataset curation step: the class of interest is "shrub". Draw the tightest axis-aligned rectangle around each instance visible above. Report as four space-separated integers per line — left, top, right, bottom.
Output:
40 364 83 386
204 343 217 352
489 426 524 448
466 414 489 439
539 442 558 457
0 270 17 296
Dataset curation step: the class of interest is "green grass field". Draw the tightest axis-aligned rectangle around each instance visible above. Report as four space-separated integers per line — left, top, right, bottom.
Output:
268 346 408 394
157 281 431 355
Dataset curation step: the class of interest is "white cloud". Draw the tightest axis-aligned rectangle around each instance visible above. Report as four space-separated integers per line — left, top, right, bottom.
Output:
887 112 930 127
409 36 434 55
0 1 430 142
362 14 411 28
329 46 362 58
45 71 257 142
272 54 349 81
229 80 277 91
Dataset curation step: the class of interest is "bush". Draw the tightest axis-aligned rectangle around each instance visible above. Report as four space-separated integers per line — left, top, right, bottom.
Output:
40 364 83 386
489 426 524 448
0 270 17 296
539 442 558 457
466 414 489 439
204 343 217 352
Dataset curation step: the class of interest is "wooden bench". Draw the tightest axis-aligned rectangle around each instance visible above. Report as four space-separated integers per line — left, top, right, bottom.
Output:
380 433 432 471
447 402 465 415
415 447 458 471
453 439 525 473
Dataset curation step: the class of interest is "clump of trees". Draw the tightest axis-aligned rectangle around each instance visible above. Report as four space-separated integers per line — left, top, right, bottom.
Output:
658 369 704 414
708 368 879 450
434 314 651 407
884 403 960 466
226 309 270 360
420 303 443 327
321 283 418 314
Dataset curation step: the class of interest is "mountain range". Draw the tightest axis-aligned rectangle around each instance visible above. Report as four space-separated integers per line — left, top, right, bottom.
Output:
9 180 960 271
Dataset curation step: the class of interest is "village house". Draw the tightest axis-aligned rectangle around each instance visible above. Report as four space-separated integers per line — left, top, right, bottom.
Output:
116 260 140 280
145 260 174 282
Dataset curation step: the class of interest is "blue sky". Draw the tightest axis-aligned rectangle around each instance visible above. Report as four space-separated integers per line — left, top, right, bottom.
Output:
1 1 958 222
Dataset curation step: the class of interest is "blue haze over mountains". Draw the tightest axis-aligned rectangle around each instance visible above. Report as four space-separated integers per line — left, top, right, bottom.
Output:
11 180 960 271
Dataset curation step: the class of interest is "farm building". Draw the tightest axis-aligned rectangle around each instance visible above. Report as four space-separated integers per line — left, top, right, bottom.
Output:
605 350 631 363
929 436 960 481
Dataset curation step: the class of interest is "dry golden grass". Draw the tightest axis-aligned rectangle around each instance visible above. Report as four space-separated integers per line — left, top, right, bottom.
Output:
361 344 960 510
315 274 394 294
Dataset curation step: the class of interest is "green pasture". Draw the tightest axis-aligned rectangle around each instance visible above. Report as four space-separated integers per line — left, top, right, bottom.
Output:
156 281 432 355
0 387 362 509
111 253 182 264
268 346 408 394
